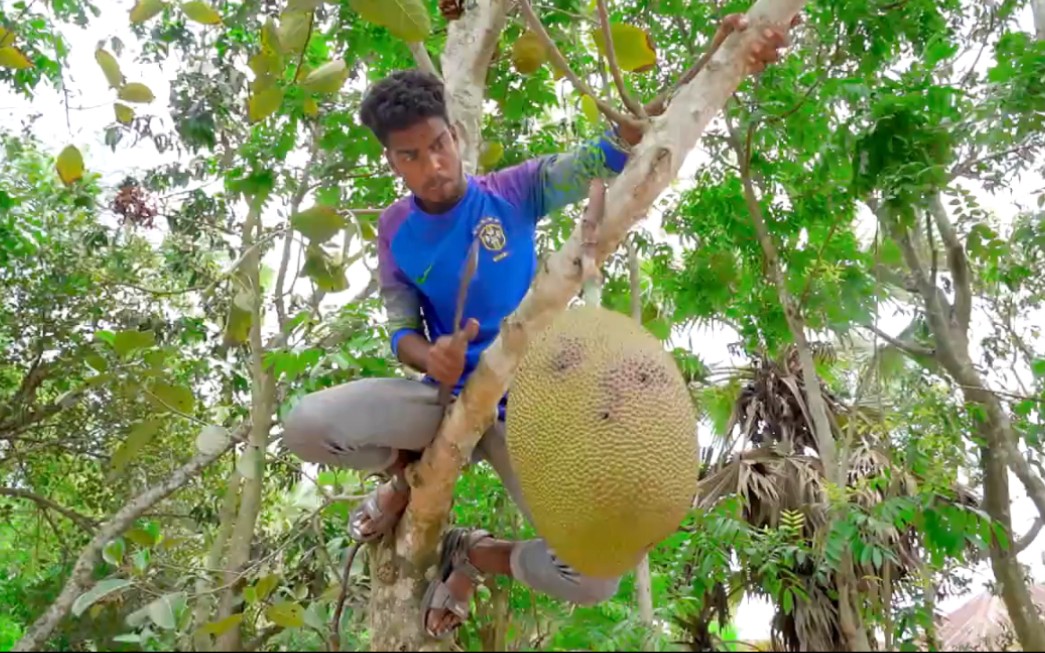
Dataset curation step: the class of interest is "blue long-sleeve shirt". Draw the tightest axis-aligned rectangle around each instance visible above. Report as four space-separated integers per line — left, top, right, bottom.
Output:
376 133 629 418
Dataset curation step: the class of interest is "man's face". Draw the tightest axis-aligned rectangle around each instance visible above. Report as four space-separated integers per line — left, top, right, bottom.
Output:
385 116 465 209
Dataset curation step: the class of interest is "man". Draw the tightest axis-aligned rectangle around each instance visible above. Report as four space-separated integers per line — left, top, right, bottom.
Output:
284 14 794 639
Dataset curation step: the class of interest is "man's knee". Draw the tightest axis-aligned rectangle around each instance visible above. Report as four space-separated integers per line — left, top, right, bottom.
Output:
568 575 621 606
282 395 327 461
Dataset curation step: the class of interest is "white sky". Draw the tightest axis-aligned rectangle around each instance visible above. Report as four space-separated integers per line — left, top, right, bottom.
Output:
2 0 1043 644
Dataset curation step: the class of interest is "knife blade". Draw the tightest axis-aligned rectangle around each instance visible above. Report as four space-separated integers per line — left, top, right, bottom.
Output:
438 236 481 411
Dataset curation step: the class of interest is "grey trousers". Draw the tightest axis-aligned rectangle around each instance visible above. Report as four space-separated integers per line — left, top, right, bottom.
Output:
282 377 620 605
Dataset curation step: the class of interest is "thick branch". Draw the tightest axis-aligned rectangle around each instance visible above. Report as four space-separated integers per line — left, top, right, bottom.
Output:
518 0 642 130
1016 517 1043 554
12 428 240 652
596 0 645 118
1034 0 1045 41
0 487 98 532
926 193 972 332
394 0 810 567
440 0 510 172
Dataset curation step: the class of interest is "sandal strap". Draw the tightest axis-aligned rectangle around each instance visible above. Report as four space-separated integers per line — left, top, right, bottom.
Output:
448 528 491 585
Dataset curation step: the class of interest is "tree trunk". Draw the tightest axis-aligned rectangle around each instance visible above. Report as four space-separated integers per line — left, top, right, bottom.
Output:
1033 0 1045 41
881 199 1045 651
367 0 811 649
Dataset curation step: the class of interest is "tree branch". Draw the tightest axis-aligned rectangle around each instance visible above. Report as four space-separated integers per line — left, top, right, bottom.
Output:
862 324 935 358
275 128 322 330
0 488 99 532
395 0 811 566
12 426 240 652
440 0 511 174
517 0 643 131
926 193 972 332
1016 517 1043 554
595 0 645 118
409 42 439 77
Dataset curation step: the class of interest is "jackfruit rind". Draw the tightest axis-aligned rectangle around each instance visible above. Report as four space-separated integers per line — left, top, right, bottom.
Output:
506 304 699 578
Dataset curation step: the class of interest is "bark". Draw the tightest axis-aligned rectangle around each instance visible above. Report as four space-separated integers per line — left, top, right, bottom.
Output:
215 202 277 652
11 429 239 652
440 0 510 175
1033 0 1045 40
878 198 1045 651
191 469 242 651
371 0 810 649
0 487 98 532
627 237 654 630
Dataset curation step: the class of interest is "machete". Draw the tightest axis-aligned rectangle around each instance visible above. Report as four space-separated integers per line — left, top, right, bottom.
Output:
439 236 481 411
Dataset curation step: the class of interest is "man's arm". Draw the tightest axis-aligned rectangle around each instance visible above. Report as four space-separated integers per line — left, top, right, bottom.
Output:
377 215 431 373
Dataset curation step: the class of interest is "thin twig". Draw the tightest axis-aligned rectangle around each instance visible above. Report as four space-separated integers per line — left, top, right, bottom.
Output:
861 324 935 358
595 0 645 118
329 541 363 652
0 488 99 532
517 0 642 130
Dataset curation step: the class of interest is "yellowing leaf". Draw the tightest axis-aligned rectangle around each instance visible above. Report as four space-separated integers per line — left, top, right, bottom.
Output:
0 46 32 70
254 574 280 602
277 10 312 54
55 145 84 186
300 59 348 94
148 381 195 414
291 205 344 242
0 27 14 48
181 1 222 25
302 245 349 293
348 0 431 43
261 17 282 53
95 49 124 88
580 94 600 124
248 85 284 123
302 97 318 116
249 49 282 78
198 613 244 637
287 0 324 9
591 23 657 73
511 31 546 75
113 329 156 357
110 419 164 477
265 601 305 629
130 0 166 24
114 102 135 125
222 303 252 346
479 141 504 169
118 82 156 104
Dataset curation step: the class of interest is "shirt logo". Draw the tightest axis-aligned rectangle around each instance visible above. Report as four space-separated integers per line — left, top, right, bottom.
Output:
475 217 508 261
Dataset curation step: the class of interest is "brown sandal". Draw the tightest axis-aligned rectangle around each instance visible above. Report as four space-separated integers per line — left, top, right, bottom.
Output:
420 527 491 640
347 473 410 543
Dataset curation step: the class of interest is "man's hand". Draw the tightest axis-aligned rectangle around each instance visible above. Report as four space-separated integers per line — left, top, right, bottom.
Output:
720 12 803 75
427 318 480 387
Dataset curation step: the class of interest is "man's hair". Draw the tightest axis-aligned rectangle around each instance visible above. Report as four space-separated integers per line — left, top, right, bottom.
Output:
359 69 449 146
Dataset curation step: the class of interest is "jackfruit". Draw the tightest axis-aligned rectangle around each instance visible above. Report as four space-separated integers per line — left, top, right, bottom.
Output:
511 30 547 75
505 304 699 579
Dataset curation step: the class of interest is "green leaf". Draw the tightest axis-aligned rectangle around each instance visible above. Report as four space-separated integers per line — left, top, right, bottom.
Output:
1031 359 1045 379
110 419 164 477
0 46 33 70
591 23 657 73
147 381 195 414
248 85 284 123
181 1 222 24
147 592 185 630
198 613 244 636
56 145 85 186
300 60 349 94
196 424 230 455
291 205 345 242
644 317 671 340
118 82 156 104
348 0 431 43
103 539 126 566
129 0 166 24
265 601 305 628
95 49 124 88
301 245 349 292
72 579 133 617
112 329 156 357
